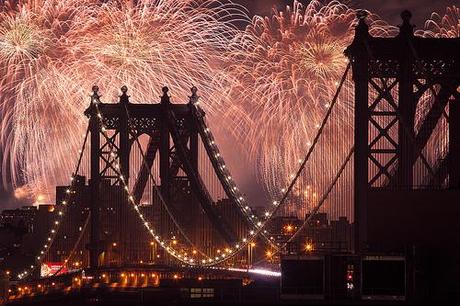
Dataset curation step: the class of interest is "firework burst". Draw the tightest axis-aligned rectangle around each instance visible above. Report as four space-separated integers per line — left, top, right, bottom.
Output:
218 0 396 195
418 5 460 38
0 0 244 200
412 6 460 179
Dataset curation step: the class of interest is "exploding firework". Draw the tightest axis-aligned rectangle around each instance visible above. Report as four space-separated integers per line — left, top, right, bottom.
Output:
412 6 460 177
418 6 460 38
0 0 244 200
0 0 94 197
2 0 449 210
218 0 396 196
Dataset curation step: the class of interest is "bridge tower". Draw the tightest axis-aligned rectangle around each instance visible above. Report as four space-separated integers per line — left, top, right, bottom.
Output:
84 86 237 269
347 10 460 252
347 10 460 300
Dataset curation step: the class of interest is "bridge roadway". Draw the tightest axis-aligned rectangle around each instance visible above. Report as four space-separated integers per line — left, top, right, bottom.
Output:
6 265 281 305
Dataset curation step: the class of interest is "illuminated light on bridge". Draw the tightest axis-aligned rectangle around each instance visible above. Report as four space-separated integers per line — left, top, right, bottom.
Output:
304 242 314 253
5 7 459 303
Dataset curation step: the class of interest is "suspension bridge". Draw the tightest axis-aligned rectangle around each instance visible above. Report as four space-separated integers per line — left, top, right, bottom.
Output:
4 10 460 305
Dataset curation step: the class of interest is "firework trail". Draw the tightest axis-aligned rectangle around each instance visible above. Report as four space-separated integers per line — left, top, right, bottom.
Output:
0 0 244 201
1 0 454 210
418 6 460 38
412 6 460 175
217 0 396 197
0 0 95 198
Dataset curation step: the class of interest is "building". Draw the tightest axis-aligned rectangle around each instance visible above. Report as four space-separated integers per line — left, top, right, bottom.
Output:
0 206 37 233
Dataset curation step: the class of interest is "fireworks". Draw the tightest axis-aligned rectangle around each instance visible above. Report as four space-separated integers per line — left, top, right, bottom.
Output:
413 6 460 175
0 0 91 197
0 0 244 200
218 0 396 195
418 6 460 38
1 0 454 207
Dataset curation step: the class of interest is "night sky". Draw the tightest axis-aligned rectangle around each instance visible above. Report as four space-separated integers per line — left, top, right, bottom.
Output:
235 0 457 27
0 0 457 209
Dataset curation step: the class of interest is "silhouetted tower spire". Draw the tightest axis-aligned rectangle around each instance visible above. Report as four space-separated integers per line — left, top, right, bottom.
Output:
355 10 369 38
160 86 171 201
189 86 198 104
91 85 101 104
398 10 414 37
119 85 130 105
189 86 199 170
119 86 130 186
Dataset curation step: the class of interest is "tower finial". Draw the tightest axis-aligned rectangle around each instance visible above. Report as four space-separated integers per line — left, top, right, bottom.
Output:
355 10 369 36
189 86 198 104
161 86 170 105
119 85 130 104
399 10 414 36
91 85 100 104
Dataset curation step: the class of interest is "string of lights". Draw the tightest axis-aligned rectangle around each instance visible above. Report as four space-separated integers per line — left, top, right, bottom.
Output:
17 62 350 278
117 63 349 266
166 64 352 265
121 101 209 258
95 63 351 267
17 125 91 280
92 92 208 265
190 96 279 249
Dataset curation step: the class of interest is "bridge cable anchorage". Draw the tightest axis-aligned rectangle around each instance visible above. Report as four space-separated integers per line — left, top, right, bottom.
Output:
16 122 91 280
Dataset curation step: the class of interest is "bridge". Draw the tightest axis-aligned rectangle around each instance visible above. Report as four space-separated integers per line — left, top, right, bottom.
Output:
4 11 460 305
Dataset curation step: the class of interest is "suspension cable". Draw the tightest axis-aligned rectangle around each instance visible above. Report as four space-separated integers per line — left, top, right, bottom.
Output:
191 102 279 249
17 124 91 280
51 213 91 277
286 147 354 244
121 103 208 257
